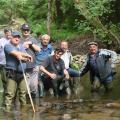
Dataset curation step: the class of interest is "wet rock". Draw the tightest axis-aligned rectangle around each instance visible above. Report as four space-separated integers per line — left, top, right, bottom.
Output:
72 54 120 67
117 54 120 63
51 103 66 110
111 111 120 117
63 114 71 120
39 102 52 109
72 99 84 103
105 102 120 108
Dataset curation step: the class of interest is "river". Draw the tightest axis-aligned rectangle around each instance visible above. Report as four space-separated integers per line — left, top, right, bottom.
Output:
0 65 120 120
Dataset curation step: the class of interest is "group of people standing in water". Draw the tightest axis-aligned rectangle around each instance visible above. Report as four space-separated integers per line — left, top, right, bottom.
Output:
0 23 117 111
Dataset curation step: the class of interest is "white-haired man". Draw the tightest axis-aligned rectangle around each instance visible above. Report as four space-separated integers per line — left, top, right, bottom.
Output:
35 34 53 97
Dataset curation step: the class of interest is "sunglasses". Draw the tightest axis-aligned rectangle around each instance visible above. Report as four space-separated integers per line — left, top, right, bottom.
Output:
22 29 30 32
13 35 21 38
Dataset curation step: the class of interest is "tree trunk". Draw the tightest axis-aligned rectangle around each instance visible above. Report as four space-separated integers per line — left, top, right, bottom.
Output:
55 0 63 24
47 0 52 35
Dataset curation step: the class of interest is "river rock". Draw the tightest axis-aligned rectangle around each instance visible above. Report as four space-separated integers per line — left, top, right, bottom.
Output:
73 54 120 67
63 114 71 120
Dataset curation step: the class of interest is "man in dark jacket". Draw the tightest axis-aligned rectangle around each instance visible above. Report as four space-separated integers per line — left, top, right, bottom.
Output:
79 42 117 92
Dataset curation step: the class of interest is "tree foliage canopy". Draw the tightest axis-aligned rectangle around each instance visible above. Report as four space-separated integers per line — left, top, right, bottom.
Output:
0 0 120 44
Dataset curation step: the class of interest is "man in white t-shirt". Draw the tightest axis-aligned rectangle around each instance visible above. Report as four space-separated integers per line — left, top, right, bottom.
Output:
60 41 80 77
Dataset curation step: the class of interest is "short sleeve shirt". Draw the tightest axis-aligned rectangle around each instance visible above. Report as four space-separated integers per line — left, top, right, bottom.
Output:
0 37 10 65
4 43 26 72
42 56 65 75
35 44 53 65
21 35 38 69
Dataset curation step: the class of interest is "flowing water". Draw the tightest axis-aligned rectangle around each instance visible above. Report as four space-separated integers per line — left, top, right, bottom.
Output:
0 65 120 120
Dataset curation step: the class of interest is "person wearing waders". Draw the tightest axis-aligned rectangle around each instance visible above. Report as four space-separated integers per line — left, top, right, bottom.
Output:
0 28 12 106
40 48 71 98
79 42 117 93
4 31 32 111
35 34 53 97
21 24 40 99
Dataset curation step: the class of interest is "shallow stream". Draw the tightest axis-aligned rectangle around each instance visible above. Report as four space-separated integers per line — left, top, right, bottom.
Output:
0 65 120 120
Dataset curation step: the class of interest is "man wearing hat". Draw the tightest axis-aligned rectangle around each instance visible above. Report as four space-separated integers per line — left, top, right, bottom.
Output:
0 28 12 106
4 31 32 111
79 41 117 93
21 24 40 98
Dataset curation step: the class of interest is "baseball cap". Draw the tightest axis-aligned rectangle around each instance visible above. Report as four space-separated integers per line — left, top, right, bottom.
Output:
88 41 98 46
21 24 30 30
12 31 21 37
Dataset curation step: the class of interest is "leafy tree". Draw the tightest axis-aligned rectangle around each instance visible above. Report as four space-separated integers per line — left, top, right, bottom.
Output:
0 0 120 44
74 0 120 45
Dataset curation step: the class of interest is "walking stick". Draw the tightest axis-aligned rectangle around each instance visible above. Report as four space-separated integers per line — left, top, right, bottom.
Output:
19 59 35 113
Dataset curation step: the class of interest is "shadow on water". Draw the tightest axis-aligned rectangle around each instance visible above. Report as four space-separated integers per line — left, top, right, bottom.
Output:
0 65 120 120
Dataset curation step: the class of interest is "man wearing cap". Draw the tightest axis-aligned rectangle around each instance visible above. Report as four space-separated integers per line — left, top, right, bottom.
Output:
4 31 32 111
79 41 117 92
0 28 12 106
21 24 40 98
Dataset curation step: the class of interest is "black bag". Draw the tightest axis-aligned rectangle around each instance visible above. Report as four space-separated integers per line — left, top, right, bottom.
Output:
6 69 24 81
15 72 24 80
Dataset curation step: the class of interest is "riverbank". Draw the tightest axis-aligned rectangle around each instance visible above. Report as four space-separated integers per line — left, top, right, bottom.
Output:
72 54 120 68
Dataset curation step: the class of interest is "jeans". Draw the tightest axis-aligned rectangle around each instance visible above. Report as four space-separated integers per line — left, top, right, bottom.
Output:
26 67 39 95
67 68 80 77
91 75 113 92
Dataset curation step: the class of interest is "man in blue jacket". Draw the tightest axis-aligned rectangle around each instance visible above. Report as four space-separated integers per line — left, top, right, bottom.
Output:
79 42 117 92
35 34 53 97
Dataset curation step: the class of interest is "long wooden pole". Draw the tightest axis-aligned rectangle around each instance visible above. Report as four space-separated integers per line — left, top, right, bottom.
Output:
19 60 35 113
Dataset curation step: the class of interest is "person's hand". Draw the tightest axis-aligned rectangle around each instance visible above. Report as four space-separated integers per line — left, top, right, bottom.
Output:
17 53 33 62
17 53 25 60
26 55 33 62
49 73 57 79
23 53 33 62
23 41 32 49
64 69 70 79
65 73 70 79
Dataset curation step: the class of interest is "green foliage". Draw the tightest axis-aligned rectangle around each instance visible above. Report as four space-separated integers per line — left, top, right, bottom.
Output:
0 9 9 24
85 0 113 17
75 20 93 34
30 20 47 34
74 0 120 44
0 0 120 44
71 63 80 70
